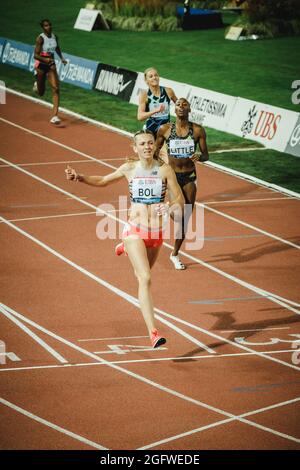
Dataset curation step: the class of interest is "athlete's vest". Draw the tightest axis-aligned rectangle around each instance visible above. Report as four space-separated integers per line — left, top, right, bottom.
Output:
129 163 166 204
39 33 57 56
145 86 170 135
166 122 195 159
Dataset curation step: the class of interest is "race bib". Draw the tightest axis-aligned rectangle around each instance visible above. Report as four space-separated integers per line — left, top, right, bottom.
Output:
169 139 195 158
132 177 163 204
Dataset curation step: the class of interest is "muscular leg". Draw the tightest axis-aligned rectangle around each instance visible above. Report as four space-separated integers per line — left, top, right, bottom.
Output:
172 181 197 260
36 69 46 96
124 236 160 335
47 67 60 117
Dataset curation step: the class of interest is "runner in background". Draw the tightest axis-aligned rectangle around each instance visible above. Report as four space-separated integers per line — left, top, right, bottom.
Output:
33 19 67 124
155 98 209 270
137 67 177 138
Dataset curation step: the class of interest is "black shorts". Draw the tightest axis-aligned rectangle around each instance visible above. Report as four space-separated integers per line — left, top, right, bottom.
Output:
175 170 197 188
37 62 55 73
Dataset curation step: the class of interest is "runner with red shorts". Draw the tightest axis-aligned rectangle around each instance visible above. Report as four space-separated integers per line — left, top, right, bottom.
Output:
65 130 184 348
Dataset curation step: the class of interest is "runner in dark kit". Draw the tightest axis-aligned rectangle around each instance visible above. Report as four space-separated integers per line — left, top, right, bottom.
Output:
155 98 209 270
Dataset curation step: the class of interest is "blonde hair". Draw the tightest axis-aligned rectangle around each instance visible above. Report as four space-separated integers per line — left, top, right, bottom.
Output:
144 67 158 80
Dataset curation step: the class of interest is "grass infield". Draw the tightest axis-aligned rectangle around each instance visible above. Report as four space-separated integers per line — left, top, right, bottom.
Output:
0 0 299 192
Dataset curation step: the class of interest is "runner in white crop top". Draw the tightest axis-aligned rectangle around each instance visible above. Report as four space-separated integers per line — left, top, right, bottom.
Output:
65 130 184 349
33 19 67 124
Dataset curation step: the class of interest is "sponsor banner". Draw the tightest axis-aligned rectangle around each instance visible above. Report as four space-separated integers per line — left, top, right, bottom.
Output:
0 37 7 61
285 115 300 157
227 98 299 152
185 85 237 131
129 75 234 131
95 64 137 101
1 39 34 70
55 53 99 89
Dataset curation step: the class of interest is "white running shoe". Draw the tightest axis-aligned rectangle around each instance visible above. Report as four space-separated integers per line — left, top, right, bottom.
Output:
170 254 186 270
33 81 38 93
50 115 61 124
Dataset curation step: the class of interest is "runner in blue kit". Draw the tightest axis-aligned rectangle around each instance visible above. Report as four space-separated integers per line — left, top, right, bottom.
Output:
65 130 184 348
33 19 67 124
138 68 177 137
155 98 209 270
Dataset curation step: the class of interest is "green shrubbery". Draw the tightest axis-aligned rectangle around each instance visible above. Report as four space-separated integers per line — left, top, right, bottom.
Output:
233 0 300 38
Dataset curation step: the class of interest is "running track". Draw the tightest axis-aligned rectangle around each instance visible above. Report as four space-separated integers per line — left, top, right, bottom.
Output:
0 91 300 450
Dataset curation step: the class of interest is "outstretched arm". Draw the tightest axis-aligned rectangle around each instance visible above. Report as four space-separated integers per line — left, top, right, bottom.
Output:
65 165 126 187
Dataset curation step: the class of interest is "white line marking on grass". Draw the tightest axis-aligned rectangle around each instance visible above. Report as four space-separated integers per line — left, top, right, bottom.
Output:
1 214 300 372
1 302 299 446
137 396 300 449
0 304 67 364
0 398 108 450
0 349 297 373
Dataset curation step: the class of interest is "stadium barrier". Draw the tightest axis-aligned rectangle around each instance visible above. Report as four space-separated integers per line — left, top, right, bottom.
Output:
1 37 299 157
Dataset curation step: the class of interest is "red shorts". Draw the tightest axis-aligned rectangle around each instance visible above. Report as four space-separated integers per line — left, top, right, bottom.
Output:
115 223 164 256
123 223 164 248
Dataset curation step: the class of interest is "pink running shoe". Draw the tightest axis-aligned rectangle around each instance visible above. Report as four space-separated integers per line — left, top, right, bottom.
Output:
150 329 166 348
115 242 125 256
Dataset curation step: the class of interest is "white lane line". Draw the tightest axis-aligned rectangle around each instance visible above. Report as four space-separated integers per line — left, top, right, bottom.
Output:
4 86 300 199
0 211 96 224
204 197 295 204
0 304 67 364
1 155 299 314
138 396 300 449
0 117 116 170
0 349 297 373
78 335 149 342
199 203 300 250
0 158 127 168
1 303 299 445
221 327 291 333
0 398 107 450
210 147 265 154
1 116 299 248
0 159 90 167
1 214 300 373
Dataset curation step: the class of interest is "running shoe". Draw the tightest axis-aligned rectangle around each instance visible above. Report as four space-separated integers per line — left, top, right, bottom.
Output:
50 116 61 124
33 81 38 93
170 254 186 270
150 329 166 348
115 242 125 256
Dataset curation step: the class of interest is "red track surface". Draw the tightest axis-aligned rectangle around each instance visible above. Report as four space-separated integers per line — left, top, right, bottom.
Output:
0 92 300 450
